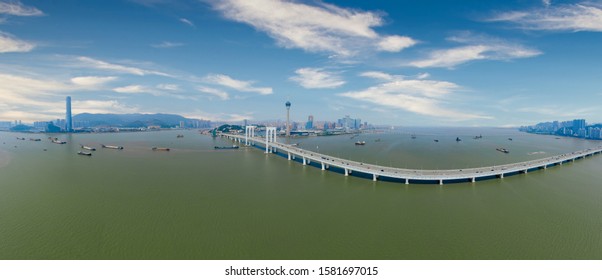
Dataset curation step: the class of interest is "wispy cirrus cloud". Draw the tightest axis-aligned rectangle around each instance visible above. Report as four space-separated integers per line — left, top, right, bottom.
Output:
488 1 602 32
0 31 35 53
179 18 195 28
0 1 43 16
208 0 416 56
74 56 172 77
339 71 491 121
290 67 345 89
113 84 195 100
197 86 230 100
202 73 272 95
408 33 541 68
151 41 184 48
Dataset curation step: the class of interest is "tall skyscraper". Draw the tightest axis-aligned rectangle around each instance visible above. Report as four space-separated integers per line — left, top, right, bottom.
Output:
65 96 73 132
285 101 291 137
305 115 313 130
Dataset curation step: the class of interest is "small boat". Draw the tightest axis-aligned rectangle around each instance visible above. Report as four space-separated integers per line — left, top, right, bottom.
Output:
496 148 510 154
77 151 92 156
434 139 439 142
291 143 300 146
177 134 184 138
508 138 513 141
52 139 67 144
152 147 171 151
375 138 381 142
411 134 416 139
16 137 25 140
473 135 483 139
214 145 239 150
101 144 123 150
81 145 96 151
29 138 41 141
355 141 366 145
456 137 462 142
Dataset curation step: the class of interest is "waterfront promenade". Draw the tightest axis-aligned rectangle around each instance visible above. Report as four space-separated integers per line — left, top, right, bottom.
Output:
221 133 602 184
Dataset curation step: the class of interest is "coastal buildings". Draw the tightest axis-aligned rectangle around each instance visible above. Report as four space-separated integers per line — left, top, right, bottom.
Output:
521 119 602 140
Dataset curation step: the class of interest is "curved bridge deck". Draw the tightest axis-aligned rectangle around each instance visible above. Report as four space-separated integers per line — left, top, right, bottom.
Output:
221 133 602 185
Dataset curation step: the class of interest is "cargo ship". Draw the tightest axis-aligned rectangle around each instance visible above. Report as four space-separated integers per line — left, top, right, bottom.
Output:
29 138 41 141
52 139 67 144
81 145 96 151
152 147 171 151
101 144 124 150
496 148 510 154
355 141 366 145
77 151 92 156
214 145 239 149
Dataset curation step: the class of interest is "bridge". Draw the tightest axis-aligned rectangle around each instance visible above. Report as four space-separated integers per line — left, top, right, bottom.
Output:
220 131 602 185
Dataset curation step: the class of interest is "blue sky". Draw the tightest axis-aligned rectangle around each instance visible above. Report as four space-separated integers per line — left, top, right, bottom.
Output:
1 0 601 126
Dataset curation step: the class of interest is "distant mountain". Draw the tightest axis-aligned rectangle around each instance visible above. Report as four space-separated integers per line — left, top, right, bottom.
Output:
73 113 209 128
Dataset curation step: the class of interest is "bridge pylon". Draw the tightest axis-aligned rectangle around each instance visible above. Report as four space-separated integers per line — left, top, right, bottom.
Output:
265 127 277 153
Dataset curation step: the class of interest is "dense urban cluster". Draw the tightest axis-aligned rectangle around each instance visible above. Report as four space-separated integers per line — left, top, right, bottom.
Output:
520 119 602 139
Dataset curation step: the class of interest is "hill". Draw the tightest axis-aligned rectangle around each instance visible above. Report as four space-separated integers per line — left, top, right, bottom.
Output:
73 113 210 128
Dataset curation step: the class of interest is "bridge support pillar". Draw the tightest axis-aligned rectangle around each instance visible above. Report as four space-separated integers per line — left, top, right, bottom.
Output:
471 177 475 183
373 174 378 181
302 157 306 165
439 179 443 185
288 153 291 160
543 165 547 169
344 168 348 176
405 178 409 185
321 162 325 170
524 169 528 174
265 127 277 154
499 173 504 178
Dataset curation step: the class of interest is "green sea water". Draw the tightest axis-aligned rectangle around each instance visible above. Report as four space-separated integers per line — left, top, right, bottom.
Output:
1 128 601 259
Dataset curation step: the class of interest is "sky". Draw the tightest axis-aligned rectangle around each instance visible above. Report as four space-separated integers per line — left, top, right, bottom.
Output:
1 0 601 126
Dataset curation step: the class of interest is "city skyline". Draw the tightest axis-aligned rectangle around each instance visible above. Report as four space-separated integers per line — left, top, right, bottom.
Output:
1 0 602 126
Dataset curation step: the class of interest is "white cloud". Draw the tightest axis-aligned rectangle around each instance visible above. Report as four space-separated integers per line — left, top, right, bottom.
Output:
408 34 541 68
0 31 35 53
151 41 184 48
186 110 251 122
416 73 430 79
489 2 602 32
197 86 229 100
542 0 551 7
157 83 179 91
340 71 491 120
179 18 195 28
75 56 171 77
113 84 195 100
289 68 345 89
202 74 272 95
359 71 395 81
0 72 136 121
0 1 43 16
70 76 117 87
113 85 148 94
376 35 417 52
208 0 415 56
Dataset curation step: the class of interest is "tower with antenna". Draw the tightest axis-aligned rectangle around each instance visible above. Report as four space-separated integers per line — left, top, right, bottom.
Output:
285 101 291 137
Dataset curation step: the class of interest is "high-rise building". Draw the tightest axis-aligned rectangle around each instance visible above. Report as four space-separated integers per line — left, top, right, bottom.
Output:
285 101 291 137
573 119 586 132
65 96 73 132
305 115 314 130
